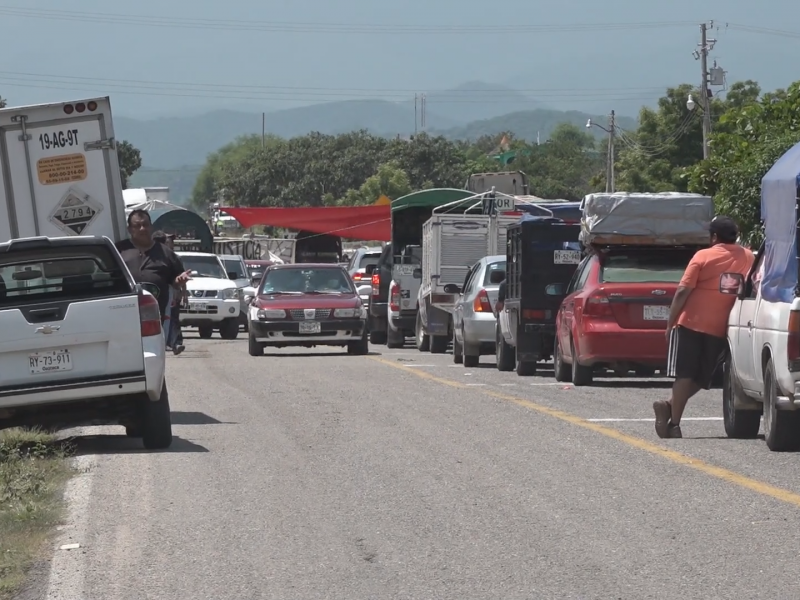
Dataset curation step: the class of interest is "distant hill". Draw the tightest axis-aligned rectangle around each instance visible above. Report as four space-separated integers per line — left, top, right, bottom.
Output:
437 109 637 142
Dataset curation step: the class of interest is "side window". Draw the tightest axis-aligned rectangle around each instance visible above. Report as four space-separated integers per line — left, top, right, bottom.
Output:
745 250 764 299
567 257 592 294
462 264 478 295
575 258 593 291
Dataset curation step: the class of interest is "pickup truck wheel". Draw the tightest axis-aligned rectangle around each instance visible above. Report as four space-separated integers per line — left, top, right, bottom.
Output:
570 338 593 386
219 318 240 340
248 332 264 356
415 315 430 352
452 329 463 364
387 325 405 349
722 357 760 439
516 358 536 376
141 384 173 450
348 329 369 355
369 329 387 345
553 337 572 382
198 326 213 339
763 358 800 451
430 335 448 354
496 325 515 372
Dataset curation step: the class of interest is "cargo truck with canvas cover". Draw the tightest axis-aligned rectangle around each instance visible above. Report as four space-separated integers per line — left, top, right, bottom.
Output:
0 97 127 243
368 188 475 346
415 191 533 353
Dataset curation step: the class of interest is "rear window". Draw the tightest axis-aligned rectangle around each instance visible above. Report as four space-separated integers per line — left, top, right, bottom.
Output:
181 255 226 279
600 252 692 283
221 257 246 279
0 245 131 307
358 253 381 270
483 260 507 285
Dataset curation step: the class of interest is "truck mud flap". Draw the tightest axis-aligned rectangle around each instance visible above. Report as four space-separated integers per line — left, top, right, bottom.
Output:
425 305 450 336
516 323 555 362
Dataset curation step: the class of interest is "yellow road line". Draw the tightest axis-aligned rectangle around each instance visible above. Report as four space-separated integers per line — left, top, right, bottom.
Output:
370 356 800 508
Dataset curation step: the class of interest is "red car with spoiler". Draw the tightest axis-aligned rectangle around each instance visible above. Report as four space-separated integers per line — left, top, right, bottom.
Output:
247 264 369 356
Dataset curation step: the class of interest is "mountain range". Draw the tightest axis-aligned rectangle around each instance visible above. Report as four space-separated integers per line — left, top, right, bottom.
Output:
123 81 638 203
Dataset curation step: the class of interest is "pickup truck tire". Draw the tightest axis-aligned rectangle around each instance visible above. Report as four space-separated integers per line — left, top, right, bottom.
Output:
248 332 264 356
430 335 448 354
516 359 536 376
554 337 572 382
387 325 405 349
415 315 430 352
370 330 387 345
496 325 515 372
570 338 593 386
348 329 369 355
452 329 463 364
219 318 240 340
722 358 760 439
763 358 800 451
198 326 213 339
142 384 173 450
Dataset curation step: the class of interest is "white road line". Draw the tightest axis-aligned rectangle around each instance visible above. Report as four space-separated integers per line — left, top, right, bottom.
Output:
404 364 436 368
465 383 487 386
530 382 564 386
499 383 516 386
587 417 723 422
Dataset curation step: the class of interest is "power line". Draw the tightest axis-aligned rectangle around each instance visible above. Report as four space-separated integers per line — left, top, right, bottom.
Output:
0 7 696 35
725 23 800 40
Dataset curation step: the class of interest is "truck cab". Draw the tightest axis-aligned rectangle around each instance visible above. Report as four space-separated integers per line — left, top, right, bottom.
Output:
496 217 582 376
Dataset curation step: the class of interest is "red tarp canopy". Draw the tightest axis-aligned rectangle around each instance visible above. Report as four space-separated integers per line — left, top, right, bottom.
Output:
221 206 391 241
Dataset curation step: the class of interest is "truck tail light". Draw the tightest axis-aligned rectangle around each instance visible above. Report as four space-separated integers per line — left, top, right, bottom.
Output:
473 289 493 312
139 292 163 337
788 310 800 364
522 309 547 320
389 282 400 312
584 290 613 318
371 273 380 297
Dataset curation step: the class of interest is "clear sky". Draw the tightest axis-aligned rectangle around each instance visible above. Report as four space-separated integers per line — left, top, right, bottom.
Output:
0 0 797 119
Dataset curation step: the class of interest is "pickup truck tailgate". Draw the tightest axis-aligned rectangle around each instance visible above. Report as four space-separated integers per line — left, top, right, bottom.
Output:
0 238 144 391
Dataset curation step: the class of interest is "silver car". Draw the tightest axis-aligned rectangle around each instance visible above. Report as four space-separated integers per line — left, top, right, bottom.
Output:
347 247 383 303
452 255 506 367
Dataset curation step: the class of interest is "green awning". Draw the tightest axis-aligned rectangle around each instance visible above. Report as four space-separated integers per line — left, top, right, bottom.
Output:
391 188 474 212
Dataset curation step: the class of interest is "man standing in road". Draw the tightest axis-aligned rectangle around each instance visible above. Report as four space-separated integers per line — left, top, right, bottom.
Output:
653 216 754 439
117 211 191 340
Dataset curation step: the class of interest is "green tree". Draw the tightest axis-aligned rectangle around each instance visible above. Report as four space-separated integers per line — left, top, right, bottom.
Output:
0 96 6 109
334 162 412 206
688 81 800 246
382 133 471 189
117 140 142 189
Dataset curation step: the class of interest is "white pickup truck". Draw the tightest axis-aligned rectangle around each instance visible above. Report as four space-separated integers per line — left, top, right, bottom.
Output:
722 143 800 452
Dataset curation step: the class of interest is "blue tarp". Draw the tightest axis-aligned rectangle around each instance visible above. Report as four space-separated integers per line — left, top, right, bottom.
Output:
760 142 800 303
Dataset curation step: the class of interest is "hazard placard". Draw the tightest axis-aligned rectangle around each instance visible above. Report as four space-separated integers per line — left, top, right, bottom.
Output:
37 154 88 186
49 188 103 235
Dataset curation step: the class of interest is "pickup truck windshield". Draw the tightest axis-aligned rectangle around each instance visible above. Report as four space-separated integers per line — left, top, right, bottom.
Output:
182 256 226 279
600 251 693 283
0 245 131 307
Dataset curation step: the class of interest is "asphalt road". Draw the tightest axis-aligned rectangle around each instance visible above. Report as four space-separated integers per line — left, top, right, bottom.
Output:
37 334 800 600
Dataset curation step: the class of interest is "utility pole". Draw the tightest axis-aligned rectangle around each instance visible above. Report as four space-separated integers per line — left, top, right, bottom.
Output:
414 94 418 135
606 110 616 193
698 22 715 159
420 94 427 132
261 112 265 148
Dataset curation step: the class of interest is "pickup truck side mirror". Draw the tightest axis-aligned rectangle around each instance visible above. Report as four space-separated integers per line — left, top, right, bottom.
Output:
719 272 744 295
412 268 422 280
489 270 505 285
250 272 263 287
443 283 461 294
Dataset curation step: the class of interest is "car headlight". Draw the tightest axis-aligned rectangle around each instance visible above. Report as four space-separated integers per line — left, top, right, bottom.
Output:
333 308 359 318
257 309 286 319
221 288 239 300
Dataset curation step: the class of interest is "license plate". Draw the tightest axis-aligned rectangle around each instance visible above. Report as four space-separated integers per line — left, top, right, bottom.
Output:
299 321 321 334
190 302 207 311
554 250 581 264
30 349 72 374
643 305 670 320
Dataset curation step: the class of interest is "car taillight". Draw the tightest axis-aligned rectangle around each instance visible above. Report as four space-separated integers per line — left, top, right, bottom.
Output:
371 273 380 297
352 273 363 282
788 310 800 364
389 282 400 311
139 292 162 337
584 290 613 317
473 289 493 312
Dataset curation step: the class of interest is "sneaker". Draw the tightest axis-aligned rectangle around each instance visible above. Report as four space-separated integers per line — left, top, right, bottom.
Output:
165 345 173 352
173 345 185 356
667 423 682 438
653 400 672 438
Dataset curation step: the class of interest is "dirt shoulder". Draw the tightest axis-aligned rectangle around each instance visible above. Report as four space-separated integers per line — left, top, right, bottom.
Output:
0 429 73 599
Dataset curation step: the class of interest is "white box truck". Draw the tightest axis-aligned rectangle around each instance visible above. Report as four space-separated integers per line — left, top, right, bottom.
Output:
0 97 127 242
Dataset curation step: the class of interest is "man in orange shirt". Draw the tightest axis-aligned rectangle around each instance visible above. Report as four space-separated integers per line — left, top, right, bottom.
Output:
653 216 755 438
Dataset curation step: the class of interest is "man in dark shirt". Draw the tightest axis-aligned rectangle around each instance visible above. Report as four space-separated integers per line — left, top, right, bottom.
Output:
117 210 191 322
152 230 186 355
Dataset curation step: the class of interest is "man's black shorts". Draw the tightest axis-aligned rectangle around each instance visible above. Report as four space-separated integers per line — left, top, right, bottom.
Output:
667 326 726 389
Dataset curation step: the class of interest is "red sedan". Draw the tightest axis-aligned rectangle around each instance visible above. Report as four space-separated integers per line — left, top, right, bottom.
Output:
553 246 698 386
247 263 369 356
